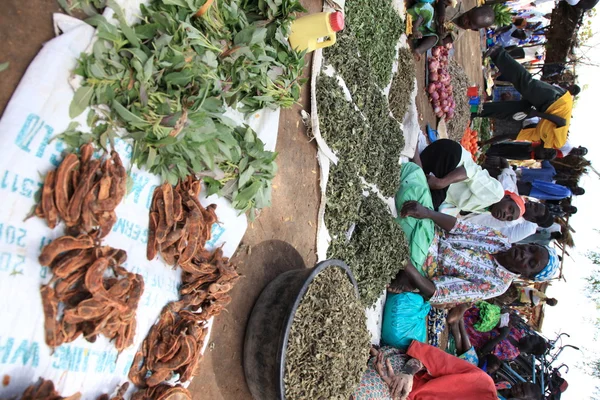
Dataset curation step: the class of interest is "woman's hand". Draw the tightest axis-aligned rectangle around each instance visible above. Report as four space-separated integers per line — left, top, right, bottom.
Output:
400 201 431 220
427 175 447 190
375 353 413 400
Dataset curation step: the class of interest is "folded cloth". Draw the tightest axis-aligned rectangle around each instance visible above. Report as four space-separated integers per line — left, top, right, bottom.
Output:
394 162 435 275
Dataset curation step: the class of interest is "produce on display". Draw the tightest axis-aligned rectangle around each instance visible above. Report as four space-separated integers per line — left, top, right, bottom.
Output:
39 236 143 351
130 241 238 387
460 127 479 161
34 144 126 238
147 178 218 265
284 267 370 399
427 44 457 121
492 3 513 27
131 384 191 400
446 59 472 141
64 0 301 214
389 48 417 121
328 193 409 306
19 379 81 400
344 0 404 87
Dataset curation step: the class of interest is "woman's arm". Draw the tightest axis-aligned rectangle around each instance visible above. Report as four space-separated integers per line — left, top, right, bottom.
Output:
400 201 457 232
479 326 510 355
428 166 468 190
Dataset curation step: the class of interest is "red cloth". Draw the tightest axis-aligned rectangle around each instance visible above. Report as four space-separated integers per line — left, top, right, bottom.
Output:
406 341 498 400
504 190 526 218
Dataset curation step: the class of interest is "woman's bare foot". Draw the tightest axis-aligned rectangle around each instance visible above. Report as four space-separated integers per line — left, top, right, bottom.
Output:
447 303 470 324
388 270 416 294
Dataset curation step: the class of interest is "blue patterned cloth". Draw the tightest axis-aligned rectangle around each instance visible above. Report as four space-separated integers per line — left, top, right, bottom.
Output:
534 246 559 281
458 346 480 366
426 307 448 348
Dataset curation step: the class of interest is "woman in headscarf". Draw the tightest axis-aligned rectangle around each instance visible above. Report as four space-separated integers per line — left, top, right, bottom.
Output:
352 340 499 400
393 163 560 306
414 139 525 219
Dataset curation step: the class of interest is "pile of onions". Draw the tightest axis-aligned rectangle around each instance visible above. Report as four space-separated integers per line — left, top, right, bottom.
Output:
427 43 455 121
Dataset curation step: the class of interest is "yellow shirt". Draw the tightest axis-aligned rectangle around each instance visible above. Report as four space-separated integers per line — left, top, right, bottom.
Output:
516 92 573 149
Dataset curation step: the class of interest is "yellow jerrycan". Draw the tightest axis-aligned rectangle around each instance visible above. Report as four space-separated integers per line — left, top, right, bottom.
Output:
288 11 345 53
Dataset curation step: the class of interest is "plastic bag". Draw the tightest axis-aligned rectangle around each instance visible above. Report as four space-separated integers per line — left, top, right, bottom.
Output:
381 293 430 350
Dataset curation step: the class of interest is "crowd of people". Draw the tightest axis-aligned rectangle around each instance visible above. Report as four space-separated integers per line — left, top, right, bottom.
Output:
350 0 589 398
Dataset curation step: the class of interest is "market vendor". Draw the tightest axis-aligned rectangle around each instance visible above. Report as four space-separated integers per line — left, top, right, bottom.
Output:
352 341 499 400
483 141 557 161
414 139 523 219
450 303 548 361
517 180 583 201
407 4 495 58
390 198 559 306
474 46 578 149
497 382 543 400
460 199 553 243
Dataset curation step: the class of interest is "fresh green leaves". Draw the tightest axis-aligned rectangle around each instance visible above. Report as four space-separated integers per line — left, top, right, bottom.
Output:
0 62 9 73
69 85 94 118
66 0 303 215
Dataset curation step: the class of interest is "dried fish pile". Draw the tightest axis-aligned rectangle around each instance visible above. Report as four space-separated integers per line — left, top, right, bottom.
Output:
39 235 143 351
19 378 80 400
129 249 237 387
389 48 417 121
35 144 126 238
131 384 191 400
446 59 472 141
328 193 410 306
284 267 370 399
147 177 218 265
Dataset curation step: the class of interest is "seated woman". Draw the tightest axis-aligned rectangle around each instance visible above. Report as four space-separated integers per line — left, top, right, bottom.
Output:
391 198 559 306
414 139 524 219
353 340 499 400
407 3 495 58
462 305 547 361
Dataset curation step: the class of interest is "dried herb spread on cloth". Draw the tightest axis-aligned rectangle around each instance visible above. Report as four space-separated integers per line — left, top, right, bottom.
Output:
284 266 371 399
317 74 409 306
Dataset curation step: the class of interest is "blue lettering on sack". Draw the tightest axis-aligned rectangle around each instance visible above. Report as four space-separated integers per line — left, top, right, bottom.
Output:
51 345 118 373
0 224 27 247
128 173 151 206
0 337 39 367
112 218 148 243
15 114 54 158
0 252 25 275
0 170 42 199
205 223 224 249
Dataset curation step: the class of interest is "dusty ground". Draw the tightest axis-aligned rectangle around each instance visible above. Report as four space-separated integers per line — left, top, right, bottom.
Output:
414 0 485 138
0 1 482 399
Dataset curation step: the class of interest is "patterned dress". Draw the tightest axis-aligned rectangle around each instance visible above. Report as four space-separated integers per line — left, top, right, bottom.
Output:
422 220 518 306
353 346 422 400
464 307 525 361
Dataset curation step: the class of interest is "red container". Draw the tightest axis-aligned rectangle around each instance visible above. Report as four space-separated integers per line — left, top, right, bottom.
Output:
467 86 478 97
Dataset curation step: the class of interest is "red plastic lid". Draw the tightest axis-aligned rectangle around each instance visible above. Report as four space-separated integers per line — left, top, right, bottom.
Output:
329 12 345 32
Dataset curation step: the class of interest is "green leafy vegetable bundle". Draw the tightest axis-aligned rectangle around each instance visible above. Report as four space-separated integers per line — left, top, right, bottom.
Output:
67 0 306 216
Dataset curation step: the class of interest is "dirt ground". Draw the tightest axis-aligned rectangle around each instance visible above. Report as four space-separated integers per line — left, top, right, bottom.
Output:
0 1 483 399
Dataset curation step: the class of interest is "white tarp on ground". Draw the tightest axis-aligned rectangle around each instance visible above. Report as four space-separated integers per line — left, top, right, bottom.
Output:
311 1 421 345
0 4 279 399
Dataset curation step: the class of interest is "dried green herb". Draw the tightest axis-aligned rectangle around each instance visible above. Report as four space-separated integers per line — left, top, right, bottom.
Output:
446 59 471 141
284 266 371 400
389 48 416 121
345 0 404 88
328 193 409 306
